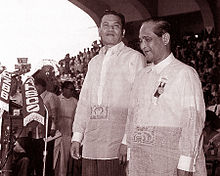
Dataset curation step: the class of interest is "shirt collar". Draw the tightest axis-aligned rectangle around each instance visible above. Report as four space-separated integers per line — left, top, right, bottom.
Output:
60 93 72 100
152 53 175 74
60 94 65 99
99 41 125 56
40 90 47 99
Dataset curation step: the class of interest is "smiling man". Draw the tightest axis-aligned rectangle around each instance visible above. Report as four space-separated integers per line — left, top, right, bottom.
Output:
125 18 207 176
70 10 145 176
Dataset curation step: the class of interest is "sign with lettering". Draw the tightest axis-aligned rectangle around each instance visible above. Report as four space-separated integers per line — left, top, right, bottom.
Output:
22 77 45 126
17 58 28 64
0 71 12 111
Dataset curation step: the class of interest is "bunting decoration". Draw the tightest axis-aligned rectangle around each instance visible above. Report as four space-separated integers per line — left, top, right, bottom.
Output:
21 77 45 126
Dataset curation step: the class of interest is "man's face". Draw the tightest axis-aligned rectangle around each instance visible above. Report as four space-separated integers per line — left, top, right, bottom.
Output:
99 14 124 47
63 85 74 98
139 22 165 64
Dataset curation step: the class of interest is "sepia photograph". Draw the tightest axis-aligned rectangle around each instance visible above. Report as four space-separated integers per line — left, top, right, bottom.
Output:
0 0 220 175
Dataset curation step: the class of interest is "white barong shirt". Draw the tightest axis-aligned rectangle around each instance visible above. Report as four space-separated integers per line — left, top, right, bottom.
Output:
72 42 145 159
126 53 207 176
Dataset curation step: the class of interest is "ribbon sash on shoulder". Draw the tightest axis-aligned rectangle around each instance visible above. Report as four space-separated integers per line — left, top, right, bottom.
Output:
22 77 45 126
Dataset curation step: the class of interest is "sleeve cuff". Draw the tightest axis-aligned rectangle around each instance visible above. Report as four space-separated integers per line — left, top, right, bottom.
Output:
127 148 130 161
121 134 130 161
122 134 127 145
177 155 195 172
51 121 56 130
71 132 83 143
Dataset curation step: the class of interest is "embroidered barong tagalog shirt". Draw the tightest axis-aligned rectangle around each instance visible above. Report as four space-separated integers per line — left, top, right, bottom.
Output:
72 42 145 159
126 53 207 176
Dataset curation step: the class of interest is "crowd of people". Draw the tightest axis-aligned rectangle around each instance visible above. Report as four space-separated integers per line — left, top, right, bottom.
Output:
57 30 219 110
0 9 219 176
57 40 102 94
173 31 220 108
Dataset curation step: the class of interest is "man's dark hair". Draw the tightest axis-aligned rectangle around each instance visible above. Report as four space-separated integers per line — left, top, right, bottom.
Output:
34 78 47 88
100 10 125 30
143 18 171 37
61 81 74 90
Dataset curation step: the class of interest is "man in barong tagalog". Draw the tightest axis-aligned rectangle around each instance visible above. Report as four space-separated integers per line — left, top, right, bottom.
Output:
123 18 207 176
70 10 145 176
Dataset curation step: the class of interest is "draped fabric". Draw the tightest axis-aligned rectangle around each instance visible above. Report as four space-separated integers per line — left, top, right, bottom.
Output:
126 53 207 176
72 42 145 159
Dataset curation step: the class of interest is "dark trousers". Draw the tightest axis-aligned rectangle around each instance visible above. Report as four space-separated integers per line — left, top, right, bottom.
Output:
31 139 44 176
82 158 126 176
31 139 54 176
12 153 30 176
71 158 82 176
68 146 82 176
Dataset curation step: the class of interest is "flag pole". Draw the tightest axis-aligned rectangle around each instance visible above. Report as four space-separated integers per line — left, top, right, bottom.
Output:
43 105 49 176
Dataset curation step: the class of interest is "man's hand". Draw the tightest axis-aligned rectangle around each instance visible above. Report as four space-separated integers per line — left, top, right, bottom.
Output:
177 169 193 176
125 161 129 176
70 141 81 160
13 141 25 153
118 144 127 165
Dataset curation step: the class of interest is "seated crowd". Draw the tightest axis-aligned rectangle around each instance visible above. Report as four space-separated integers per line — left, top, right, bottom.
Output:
173 30 220 109
58 40 102 94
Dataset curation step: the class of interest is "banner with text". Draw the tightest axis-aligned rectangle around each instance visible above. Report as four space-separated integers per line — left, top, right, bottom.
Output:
22 77 45 126
0 70 12 144
0 71 12 112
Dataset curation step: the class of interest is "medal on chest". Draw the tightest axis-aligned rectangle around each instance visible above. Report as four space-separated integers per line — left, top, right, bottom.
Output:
153 77 168 105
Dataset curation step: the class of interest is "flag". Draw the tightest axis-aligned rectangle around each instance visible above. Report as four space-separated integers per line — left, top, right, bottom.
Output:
22 77 45 126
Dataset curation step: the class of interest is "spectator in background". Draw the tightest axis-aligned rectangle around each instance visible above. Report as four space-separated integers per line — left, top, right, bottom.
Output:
10 76 22 106
203 110 220 175
207 90 220 117
173 31 219 108
34 78 60 176
70 10 145 176
124 18 206 176
203 110 220 154
10 76 30 175
54 81 78 176
12 135 32 176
